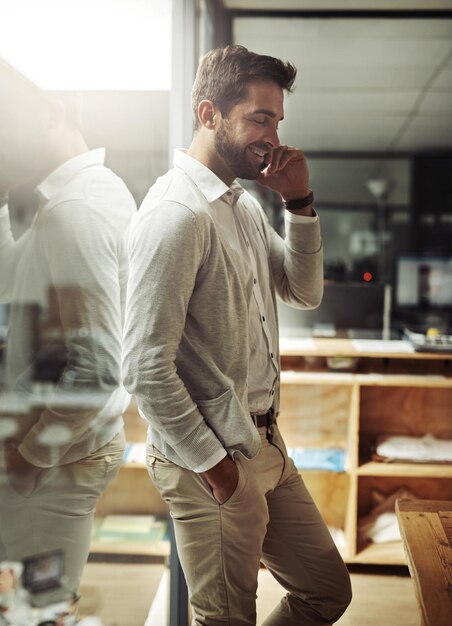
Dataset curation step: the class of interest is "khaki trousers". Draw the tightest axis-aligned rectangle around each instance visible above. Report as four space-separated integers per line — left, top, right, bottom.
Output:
0 430 125 592
147 424 352 626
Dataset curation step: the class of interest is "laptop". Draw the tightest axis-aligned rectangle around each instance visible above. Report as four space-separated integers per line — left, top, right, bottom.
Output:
22 549 72 608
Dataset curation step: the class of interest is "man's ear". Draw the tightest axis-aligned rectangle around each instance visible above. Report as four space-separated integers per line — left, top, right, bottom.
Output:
197 100 219 130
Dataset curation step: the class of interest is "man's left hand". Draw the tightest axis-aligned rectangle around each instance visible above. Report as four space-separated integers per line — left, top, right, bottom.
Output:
5 443 42 496
257 145 310 201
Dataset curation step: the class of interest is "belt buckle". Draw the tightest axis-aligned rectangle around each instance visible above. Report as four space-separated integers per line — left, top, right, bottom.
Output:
266 406 275 444
267 406 275 426
250 406 275 429
250 413 260 428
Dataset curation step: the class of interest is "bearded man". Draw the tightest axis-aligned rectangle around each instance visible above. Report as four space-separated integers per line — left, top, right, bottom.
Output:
123 45 352 626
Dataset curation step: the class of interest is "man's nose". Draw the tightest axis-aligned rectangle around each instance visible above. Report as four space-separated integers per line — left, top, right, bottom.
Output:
264 127 280 149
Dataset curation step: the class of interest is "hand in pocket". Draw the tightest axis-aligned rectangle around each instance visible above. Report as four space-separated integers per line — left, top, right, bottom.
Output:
5 441 42 496
200 455 240 505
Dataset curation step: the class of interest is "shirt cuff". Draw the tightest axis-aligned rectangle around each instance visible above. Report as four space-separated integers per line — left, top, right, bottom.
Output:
285 210 318 224
192 447 228 473
0 204 9 217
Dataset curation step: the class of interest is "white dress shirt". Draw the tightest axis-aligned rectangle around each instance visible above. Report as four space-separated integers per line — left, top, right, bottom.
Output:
177 151 318 414
0 149 136 467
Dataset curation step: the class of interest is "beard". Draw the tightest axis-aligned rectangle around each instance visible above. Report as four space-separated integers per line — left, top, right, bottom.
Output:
214 119 265 181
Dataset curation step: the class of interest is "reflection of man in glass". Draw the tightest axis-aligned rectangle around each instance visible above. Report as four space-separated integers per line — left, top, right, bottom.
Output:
0 61 136 592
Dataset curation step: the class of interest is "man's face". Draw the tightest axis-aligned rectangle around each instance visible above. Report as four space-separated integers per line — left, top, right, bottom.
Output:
213 80 284 181
0 125 45 191
0 85 48 191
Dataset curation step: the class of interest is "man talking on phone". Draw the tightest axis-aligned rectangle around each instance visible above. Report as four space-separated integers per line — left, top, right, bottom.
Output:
123 45 351 626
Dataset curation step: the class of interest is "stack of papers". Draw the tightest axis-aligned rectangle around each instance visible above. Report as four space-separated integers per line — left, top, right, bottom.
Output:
287 447 346 472
351 339 414 353
375 434 452 463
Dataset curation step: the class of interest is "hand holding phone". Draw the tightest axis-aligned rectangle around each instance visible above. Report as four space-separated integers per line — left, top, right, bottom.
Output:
257 145 310 202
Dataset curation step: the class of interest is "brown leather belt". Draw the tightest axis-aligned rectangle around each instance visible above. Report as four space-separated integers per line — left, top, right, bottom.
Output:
250 407 275 428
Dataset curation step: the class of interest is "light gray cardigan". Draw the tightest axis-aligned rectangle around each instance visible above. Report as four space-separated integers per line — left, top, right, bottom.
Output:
123 165 323 472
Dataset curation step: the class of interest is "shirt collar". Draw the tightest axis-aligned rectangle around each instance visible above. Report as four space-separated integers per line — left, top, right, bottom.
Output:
173 149 244 206
35 148 106 202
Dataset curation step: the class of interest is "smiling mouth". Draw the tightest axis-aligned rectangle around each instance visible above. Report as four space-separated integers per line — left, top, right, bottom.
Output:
249 146 267 158
248 146 270 170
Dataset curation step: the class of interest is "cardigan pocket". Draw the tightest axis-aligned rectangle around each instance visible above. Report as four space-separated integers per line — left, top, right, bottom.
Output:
196 388 260 460
195 387 232 407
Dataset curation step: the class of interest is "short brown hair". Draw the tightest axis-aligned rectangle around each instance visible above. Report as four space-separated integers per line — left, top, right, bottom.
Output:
0 60 83 131
191 45 297 130
0 58 44 119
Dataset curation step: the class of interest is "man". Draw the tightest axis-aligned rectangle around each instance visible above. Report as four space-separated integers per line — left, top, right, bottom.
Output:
123 45 352 625
0 60 136 592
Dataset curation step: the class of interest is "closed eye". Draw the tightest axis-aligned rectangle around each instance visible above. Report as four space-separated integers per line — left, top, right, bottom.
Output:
252 117 280 130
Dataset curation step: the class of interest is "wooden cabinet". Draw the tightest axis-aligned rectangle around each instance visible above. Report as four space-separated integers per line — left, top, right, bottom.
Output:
278 339 452 565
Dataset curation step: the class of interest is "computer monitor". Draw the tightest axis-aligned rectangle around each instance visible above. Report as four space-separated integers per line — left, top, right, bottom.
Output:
396 257 452 308
277 283 386 338
22 550 64 593
22 549 71 608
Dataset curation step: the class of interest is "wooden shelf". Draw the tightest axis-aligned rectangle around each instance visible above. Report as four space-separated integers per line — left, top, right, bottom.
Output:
281 370 452 388
281 371 356 385
352 541 407 565
90 540 169 558
279 344 452 566
356 374 452 388
357 462 452 478
298 468 347 475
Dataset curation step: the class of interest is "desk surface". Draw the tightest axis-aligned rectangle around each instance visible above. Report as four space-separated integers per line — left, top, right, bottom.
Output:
280 337 452 359
396 499 452 626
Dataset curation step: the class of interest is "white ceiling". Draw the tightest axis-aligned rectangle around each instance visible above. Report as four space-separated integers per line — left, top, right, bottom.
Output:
28 3 452 160
232 14 452 153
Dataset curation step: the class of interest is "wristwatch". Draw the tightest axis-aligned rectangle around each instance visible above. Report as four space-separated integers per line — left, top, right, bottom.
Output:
284 191 314 211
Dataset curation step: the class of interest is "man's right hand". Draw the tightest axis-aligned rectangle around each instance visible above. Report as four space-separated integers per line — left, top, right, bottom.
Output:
5 442 42 496
200 455 239 505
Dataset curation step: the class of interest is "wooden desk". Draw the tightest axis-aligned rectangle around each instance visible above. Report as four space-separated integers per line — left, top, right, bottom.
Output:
396 499 452 626
280 337 452 359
